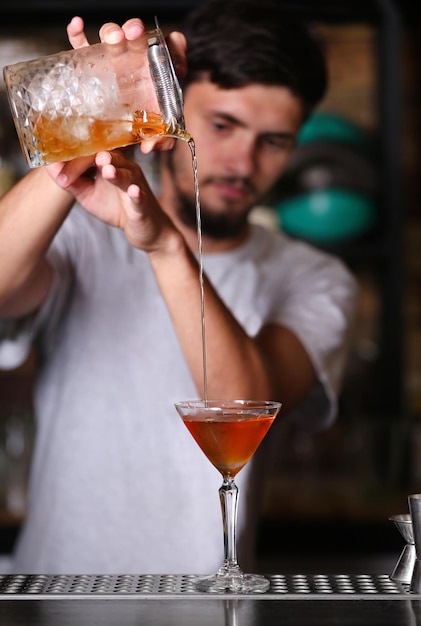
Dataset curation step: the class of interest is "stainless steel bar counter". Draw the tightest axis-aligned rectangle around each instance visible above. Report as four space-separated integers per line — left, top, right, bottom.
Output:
1 573 421 625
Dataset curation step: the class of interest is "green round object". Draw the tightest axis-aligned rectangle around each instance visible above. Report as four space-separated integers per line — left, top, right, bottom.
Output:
276 188 375 243
298 112 367 147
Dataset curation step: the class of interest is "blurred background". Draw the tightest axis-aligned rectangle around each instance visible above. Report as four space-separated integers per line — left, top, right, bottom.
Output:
0 0 420 575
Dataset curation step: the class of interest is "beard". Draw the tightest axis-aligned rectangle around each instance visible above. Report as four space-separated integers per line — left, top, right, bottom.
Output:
176 189 251 240
164 150 254 240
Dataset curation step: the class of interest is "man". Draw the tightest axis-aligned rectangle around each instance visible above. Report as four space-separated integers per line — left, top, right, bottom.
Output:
0 0 357 574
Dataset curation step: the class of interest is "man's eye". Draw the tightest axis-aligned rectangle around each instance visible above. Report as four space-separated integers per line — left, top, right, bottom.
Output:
211 120 230 131
263 137 292 151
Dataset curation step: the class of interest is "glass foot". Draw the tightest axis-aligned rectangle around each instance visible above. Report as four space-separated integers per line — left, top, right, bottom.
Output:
194 570 270 593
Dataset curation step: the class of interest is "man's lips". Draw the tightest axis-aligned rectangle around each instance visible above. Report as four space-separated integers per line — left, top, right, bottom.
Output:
211 179 253 201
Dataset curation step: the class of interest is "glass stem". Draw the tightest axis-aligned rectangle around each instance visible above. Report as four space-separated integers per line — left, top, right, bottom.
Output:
219 477 239 568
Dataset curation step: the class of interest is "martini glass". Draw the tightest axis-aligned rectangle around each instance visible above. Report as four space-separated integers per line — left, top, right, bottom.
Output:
175 399 281 593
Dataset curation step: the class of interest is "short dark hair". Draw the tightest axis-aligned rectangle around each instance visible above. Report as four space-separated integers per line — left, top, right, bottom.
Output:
180 0 328 120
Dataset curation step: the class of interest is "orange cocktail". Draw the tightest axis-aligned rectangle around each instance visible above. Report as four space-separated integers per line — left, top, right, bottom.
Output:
183 412 275 478
175 399 281 593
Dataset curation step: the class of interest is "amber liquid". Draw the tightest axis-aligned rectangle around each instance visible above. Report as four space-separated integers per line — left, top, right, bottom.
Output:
188 139 208 401
33 109 191 164
183 414 275 478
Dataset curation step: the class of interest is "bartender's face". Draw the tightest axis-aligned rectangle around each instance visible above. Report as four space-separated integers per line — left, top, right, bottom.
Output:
164 79 304 239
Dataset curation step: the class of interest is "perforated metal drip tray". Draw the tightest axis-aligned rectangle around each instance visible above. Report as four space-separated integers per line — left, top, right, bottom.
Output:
0 574 413 599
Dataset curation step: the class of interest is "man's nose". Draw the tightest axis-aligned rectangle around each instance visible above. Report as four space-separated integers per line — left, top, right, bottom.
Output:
225 137 256 177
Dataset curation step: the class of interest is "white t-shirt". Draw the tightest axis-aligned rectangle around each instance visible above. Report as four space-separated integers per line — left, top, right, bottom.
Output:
0 207 357 574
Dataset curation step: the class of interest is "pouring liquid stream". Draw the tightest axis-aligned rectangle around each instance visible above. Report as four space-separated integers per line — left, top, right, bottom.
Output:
188 138 208 403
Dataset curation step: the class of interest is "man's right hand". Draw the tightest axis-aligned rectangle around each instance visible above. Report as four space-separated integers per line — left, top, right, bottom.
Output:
66 16 188 154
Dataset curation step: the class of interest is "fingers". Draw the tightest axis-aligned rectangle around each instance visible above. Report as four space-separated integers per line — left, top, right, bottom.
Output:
140 137 177 154
95 151 144 189
66 16 184 76
67 16 90 49
167 31 188 78
94 151 116 180
127 183 142 203
98 23 126 45
48 155 97 188
121 18 146 41
95 151 113 168
94 151 144 206
99 18 145 45
68 15 147 48
97 19 186 75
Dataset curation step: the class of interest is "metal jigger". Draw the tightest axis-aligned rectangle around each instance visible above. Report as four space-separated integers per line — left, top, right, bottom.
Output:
408 494 421 592
389 513 416 584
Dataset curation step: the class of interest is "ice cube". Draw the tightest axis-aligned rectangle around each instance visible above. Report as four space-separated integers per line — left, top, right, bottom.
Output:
61 115 92 142
28 61 119 119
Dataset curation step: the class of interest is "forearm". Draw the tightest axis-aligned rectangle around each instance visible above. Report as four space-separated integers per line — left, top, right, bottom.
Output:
0 168 74 316
149 236 271 400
